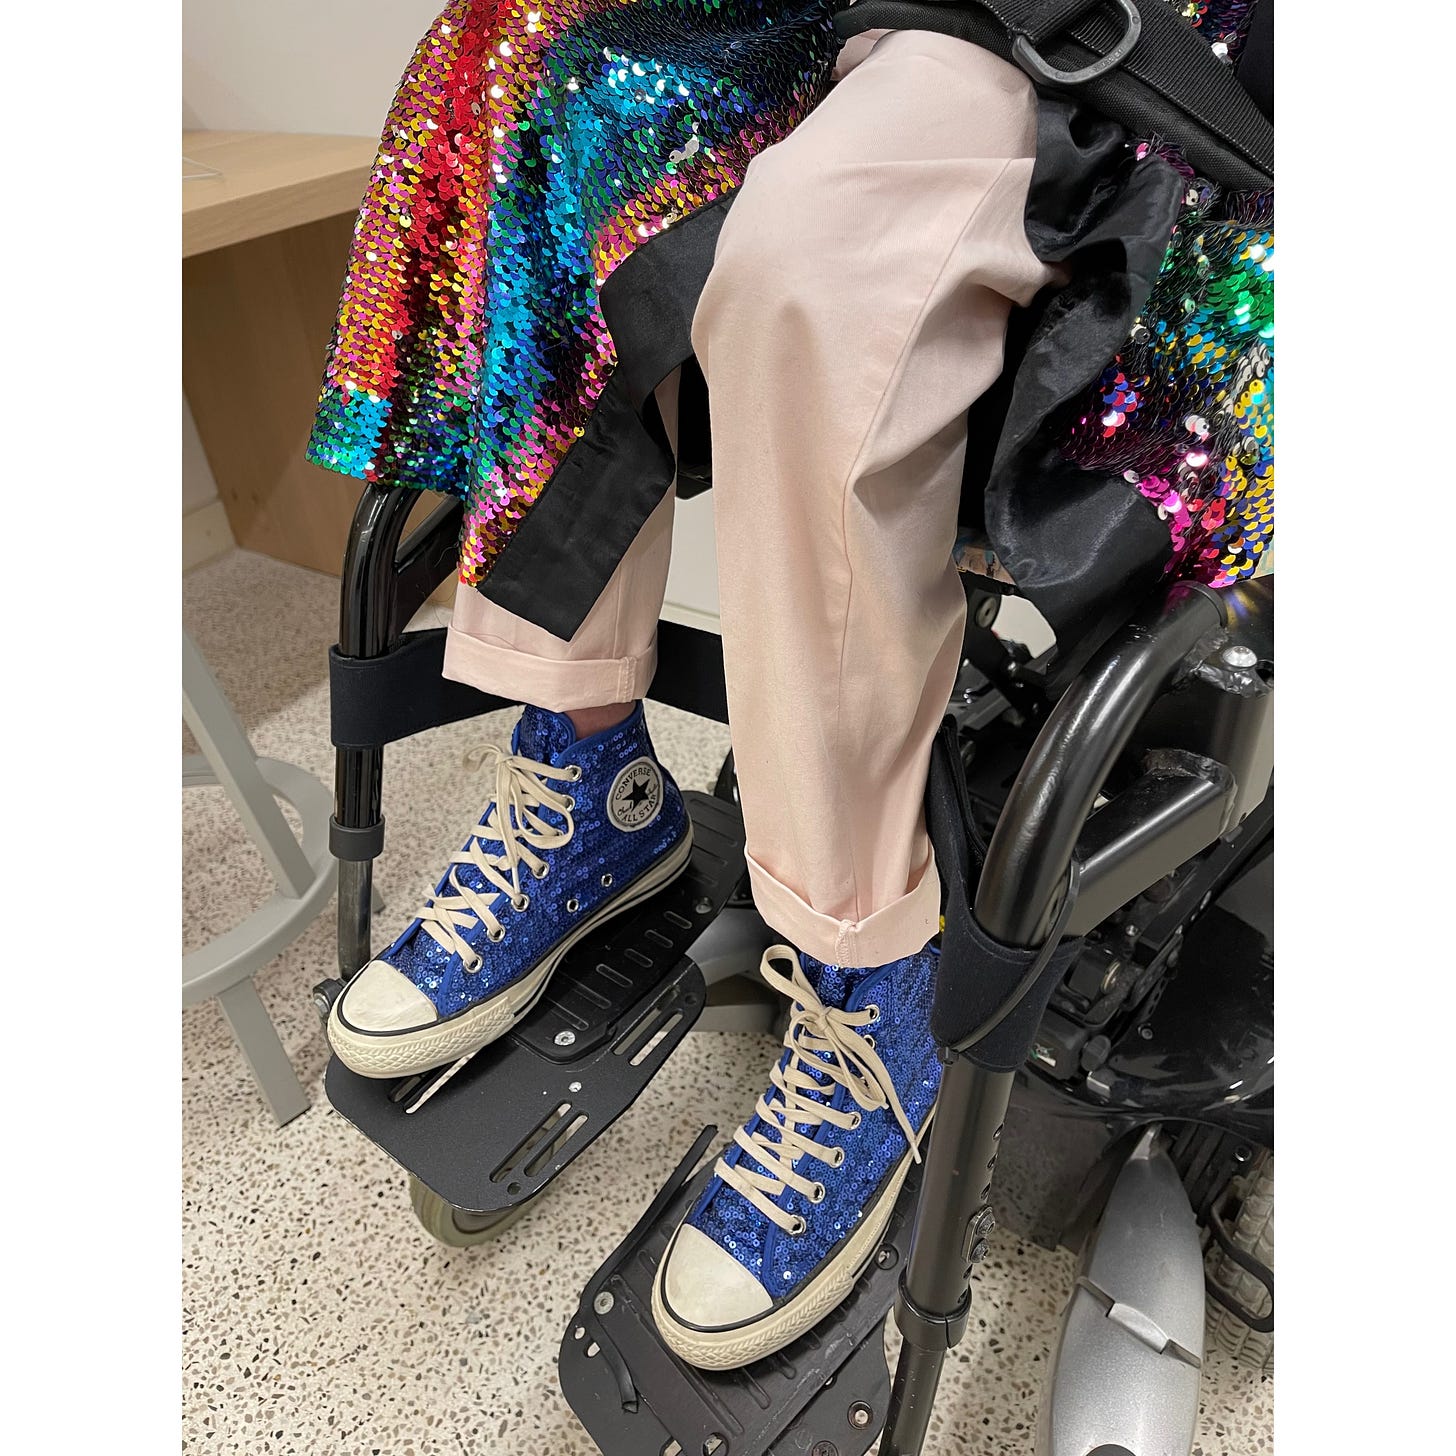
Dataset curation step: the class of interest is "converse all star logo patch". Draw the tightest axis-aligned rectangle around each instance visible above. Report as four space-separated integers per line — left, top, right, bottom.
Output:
608 757 663 832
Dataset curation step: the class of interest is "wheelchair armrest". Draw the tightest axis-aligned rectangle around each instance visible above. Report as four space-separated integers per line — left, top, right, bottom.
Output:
339 482 463 658
975 582 1230 946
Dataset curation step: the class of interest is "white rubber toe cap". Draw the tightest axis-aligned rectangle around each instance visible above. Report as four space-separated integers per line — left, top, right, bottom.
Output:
337 960 439 1033
661 1224 773 1329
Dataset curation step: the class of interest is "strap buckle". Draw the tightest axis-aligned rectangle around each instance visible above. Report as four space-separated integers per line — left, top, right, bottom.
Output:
1012 0 1143 87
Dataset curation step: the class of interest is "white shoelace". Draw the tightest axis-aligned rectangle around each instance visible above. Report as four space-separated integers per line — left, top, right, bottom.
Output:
412 744 579 968
715 945 925 1234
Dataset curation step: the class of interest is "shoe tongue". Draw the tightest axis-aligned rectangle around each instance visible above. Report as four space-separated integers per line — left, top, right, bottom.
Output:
513 704 578 763
760 953 877 1147
800 952 878 1012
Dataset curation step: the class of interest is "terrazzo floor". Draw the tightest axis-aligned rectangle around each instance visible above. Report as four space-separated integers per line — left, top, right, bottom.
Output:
183 550 1273 1455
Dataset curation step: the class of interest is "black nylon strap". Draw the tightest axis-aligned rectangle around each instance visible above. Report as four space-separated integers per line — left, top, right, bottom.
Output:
834 0 1273 187
1016 0 1105 42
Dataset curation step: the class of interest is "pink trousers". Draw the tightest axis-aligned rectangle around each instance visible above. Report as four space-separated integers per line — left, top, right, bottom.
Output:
443 32 1055 968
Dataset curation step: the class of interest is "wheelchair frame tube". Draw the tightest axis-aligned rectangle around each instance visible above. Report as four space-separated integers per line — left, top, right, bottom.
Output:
333 486 461 976
881 582 1227 1456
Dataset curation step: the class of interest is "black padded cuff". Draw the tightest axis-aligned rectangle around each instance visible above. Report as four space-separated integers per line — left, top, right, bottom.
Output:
329 629 511 750
932 911 1085 1072
924 717 1085 1072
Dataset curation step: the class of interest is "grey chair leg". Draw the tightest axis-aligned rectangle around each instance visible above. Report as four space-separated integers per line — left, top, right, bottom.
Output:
183 631 314 898
184 628 336 1126
215 979 311 1127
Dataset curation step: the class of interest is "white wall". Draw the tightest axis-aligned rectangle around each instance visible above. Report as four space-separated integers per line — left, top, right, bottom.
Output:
182 1 442 137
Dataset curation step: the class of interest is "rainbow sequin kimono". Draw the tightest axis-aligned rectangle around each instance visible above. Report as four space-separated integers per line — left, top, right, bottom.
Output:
307 0 838 589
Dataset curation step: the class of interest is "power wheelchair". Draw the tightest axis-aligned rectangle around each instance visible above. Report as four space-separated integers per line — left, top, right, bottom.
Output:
313 5 1275 1450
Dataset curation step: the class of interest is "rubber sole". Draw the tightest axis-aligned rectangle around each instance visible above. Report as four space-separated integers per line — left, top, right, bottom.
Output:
651 1140 918 1371
328 827 694 1079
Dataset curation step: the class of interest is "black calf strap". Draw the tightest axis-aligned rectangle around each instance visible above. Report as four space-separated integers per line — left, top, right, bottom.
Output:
833 0 1274 189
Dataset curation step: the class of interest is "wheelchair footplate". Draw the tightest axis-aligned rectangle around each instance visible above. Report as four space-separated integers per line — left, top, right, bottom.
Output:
323 792 746 1221
560 1127 919 1456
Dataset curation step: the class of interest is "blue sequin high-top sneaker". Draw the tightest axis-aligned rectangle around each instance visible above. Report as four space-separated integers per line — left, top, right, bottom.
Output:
653 942 941 1368
328 703 692 1078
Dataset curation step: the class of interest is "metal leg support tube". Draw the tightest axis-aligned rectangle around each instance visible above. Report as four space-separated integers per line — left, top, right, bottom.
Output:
881 1058 1015 1456
333 741 384 977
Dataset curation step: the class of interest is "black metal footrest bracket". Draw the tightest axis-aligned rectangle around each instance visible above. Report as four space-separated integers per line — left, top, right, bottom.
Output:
324 792 745 1215
560 1130 923 1456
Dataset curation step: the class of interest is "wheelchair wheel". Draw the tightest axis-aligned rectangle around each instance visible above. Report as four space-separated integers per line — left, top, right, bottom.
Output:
408 1174 537 1247
1205 1156 1274 1372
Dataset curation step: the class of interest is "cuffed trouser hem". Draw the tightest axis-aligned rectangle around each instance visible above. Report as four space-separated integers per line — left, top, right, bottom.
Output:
744 847 944 970
441 625 657 713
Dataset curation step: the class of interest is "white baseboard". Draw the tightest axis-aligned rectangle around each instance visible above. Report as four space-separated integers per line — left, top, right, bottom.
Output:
660 599 722 636
183 499 236 573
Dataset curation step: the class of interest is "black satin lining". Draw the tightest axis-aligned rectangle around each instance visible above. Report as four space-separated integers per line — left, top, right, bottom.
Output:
979 94 1186 659
474 197 732 638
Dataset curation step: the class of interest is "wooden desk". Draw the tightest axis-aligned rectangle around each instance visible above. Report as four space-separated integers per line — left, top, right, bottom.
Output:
183 130 440 577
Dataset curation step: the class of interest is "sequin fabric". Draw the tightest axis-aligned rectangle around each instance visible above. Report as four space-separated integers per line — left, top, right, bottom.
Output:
306 0 837 588
1055 0 1272 589
686 947 941 1296
381 703 688 1017
1056 145 1273 589
1163 0 1259 64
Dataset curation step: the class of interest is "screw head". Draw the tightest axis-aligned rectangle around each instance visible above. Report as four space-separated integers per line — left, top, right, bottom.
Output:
1222 644 1258 669
694 897 713 916
555 1029 577 1047
592 1291 614 1315
812 1443 840 1456
969 1239 991 1265
849 1402 873 1429
874 1246 897 1270
1138 1023 1154 1040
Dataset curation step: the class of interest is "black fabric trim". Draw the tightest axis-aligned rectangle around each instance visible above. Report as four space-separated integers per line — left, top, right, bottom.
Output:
474 197 733 639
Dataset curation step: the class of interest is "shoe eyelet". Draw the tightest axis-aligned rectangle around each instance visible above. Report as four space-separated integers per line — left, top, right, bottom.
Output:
847 1112 862 1130
567 764 583 781
488 927 506 943
865 1004 881 1024
829 1147 846 1168
601 873 614 888
531 862 549 880
566 897 580 913
863 1034 876 1049
564 795 576 810
809 1183 825 1204
463 955 483 975
512 894 530 913
788 1216 807 1236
